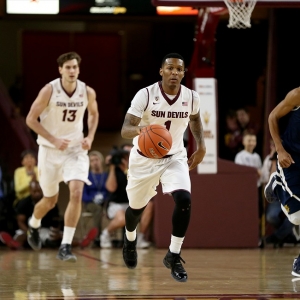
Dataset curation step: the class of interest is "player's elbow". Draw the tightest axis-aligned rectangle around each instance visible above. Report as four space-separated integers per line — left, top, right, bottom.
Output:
26 114 34 129
268 111 277 127
121 127 129 139
121 128 125 138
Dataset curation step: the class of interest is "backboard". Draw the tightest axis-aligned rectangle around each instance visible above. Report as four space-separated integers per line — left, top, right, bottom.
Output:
152 0 300 7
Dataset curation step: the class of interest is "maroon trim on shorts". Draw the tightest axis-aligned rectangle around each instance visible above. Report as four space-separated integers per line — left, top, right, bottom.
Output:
137 149 172 159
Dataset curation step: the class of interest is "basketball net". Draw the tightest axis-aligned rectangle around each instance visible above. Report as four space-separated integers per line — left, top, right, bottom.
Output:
223 0 258 29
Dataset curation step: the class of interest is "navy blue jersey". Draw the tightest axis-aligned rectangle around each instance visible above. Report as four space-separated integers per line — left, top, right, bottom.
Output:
282 107 300 154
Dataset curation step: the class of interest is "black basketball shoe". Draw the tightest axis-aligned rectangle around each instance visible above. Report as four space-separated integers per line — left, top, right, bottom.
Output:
56 244 77 262
292 256 300 277
163 250 188 282
122 234 137 269
27 225 42 251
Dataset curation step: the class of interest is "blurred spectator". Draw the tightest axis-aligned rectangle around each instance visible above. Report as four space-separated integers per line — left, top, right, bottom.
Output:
236 107 262 156
81 151 108 242
0 180 95 250
236 107 260 136
234 133 263 218
13 149 38 207
223 109 242 160
0 180 61 249
99 146 131 248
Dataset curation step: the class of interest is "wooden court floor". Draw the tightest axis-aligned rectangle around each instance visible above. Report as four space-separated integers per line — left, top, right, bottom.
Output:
1 246 300 299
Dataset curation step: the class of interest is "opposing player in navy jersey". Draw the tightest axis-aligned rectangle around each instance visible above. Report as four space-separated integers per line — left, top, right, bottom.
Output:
121 53 206 282
26 52 99 262
265 87 300 276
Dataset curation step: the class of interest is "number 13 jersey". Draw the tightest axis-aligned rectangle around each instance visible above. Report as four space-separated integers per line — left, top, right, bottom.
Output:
37 78 89 148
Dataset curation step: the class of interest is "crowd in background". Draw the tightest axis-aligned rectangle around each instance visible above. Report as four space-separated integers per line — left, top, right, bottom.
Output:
222 106 299 247
0 144 154 251
0 105 299 251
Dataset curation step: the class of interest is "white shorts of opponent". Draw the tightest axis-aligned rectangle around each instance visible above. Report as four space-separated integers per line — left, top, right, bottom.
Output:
127 147 191 209
107 202 129 219
38 145 91 197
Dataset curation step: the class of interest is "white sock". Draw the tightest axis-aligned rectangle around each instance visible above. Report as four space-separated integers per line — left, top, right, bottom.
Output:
29 215 41 228
103 228 109 235
125 228 136 241
61 226 76 245
169 235 184 254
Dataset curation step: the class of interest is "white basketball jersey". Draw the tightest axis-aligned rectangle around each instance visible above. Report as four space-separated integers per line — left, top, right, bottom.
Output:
37 78 89 148
128 81 200 155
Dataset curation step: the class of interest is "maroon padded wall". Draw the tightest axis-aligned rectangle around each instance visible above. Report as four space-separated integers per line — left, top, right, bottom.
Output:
22 31 123 130
153 159 259 248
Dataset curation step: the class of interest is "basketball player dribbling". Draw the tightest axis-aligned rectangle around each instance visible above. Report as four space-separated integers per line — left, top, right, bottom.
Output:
25 52 99 262
265 86 300 277
120 53 206 282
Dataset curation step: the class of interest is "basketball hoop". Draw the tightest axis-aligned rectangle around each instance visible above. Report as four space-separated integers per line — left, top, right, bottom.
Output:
223 0 258 29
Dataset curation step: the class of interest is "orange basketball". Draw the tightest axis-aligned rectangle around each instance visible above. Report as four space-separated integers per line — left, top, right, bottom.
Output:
138 124 172 159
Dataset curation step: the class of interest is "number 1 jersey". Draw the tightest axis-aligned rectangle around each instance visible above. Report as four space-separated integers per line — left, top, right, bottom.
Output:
128 81 200 155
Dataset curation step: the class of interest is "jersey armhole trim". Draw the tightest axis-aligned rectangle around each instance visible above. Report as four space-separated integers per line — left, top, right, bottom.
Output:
145 88 149 111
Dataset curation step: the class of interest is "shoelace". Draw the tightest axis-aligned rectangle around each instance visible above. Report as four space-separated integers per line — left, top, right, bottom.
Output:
173 255 186 271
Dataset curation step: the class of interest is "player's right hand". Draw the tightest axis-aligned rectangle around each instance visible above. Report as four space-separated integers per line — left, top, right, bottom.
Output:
278 149 295 168
188 148 206 170
53 138 70 151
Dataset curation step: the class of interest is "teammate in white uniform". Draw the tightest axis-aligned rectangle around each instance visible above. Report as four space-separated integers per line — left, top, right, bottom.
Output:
26 52 99 262
121 53 206 282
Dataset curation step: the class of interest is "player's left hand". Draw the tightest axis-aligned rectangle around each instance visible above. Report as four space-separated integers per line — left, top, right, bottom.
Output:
188 148 206 170
81 137 92 150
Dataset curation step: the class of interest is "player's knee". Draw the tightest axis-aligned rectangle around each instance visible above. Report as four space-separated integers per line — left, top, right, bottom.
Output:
70 188 83 201
288 211 300 225
172 190 191 211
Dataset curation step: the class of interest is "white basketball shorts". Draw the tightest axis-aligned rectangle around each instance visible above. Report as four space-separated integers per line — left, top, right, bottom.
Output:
126 147 191 209
107 202 129 219
38 145 90 197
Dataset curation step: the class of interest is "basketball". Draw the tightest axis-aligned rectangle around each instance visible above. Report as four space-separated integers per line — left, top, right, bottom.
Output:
138 124 172 159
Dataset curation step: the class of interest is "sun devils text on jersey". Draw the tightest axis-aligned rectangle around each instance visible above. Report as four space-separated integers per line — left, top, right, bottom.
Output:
37 78 89 148
128 81 200 155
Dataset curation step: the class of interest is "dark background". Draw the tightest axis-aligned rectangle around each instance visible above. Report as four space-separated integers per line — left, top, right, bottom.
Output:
1 1 300 161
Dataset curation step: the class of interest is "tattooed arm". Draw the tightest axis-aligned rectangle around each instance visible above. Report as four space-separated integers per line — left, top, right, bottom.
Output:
188 112 206 170
121 113 142 139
